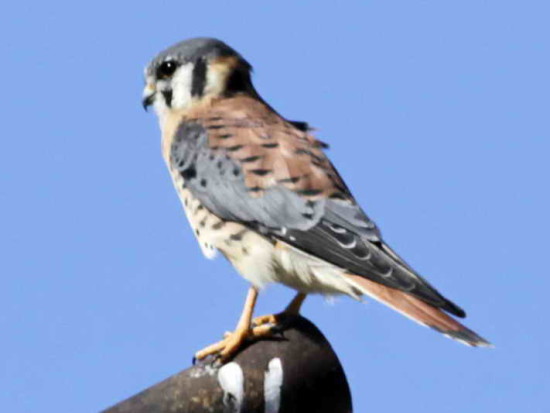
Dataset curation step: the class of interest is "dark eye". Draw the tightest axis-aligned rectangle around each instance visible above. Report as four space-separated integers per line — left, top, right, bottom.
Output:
157 60 178 79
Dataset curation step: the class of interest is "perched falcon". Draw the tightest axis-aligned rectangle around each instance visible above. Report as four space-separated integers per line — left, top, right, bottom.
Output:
143 37 491 360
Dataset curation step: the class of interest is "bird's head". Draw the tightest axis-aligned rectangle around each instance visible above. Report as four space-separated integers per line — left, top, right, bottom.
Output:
142 37 254 119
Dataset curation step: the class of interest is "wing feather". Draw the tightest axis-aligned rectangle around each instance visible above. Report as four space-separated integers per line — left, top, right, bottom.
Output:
172 96 465 317
344 274 491 347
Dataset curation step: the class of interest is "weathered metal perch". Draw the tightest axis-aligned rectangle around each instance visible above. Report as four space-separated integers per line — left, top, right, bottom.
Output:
103 315 352 412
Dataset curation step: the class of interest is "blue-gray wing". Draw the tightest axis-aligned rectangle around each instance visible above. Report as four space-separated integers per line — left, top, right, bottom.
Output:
170 103 465 317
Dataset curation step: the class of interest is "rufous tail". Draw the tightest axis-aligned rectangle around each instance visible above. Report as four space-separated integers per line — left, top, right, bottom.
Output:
345 274 492 347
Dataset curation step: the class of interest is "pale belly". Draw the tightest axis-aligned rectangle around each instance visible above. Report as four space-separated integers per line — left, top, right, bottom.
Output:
172 174 362 299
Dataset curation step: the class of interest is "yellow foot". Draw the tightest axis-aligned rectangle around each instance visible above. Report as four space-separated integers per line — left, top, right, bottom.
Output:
194 293 306 363
252 303 303 329
251 312 288 328
194 324 276 362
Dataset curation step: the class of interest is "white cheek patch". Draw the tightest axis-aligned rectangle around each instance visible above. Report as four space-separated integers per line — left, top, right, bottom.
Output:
170 63 195 109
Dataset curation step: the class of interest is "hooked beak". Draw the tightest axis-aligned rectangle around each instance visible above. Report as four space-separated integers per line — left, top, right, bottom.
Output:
142 82 156 111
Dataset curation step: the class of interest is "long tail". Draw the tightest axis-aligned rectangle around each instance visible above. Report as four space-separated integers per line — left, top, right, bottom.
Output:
345 274 492 347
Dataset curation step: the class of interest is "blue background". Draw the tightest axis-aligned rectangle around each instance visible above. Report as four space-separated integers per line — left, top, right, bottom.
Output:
1 1 548 412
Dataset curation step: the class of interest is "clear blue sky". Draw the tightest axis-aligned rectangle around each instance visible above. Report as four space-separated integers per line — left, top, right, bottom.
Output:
1 1 548 412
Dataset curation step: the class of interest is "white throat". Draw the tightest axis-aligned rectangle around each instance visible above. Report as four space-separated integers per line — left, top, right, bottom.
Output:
153 63 196 126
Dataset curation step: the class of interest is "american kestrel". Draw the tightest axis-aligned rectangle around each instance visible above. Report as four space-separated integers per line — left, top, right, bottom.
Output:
143 38 491 361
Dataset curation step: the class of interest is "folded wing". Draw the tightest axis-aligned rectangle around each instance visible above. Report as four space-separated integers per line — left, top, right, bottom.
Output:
172 96 475 323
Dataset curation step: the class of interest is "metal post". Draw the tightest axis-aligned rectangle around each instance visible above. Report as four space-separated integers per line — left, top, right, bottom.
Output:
103 315 352 413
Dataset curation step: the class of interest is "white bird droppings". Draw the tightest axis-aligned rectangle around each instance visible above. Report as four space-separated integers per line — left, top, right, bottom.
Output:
217 362 244 412
264 358 284 413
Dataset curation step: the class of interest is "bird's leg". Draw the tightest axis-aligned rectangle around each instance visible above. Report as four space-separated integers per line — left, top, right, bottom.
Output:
194 291 307 362
252 292 307 329
286 292 307 314
195 286 260 362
